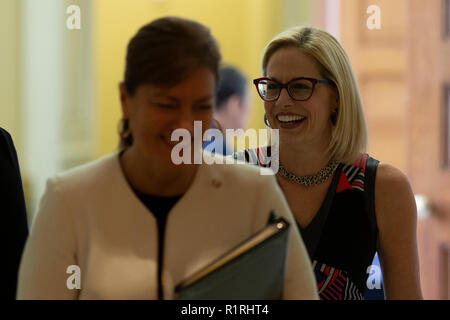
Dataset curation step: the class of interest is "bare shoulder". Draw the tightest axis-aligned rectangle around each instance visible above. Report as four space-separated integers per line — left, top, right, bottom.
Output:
374 162 417 231
375 162 413 193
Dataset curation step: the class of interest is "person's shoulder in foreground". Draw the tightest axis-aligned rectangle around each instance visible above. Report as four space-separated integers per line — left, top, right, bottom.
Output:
18 152 318 299
1 127 29 300
206 152 318 300
16 153 121 300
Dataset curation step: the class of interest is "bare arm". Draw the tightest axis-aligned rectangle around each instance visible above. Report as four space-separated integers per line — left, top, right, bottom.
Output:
375 163 423 299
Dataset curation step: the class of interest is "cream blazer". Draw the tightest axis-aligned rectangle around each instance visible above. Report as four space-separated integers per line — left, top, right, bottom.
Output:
17 152 317 299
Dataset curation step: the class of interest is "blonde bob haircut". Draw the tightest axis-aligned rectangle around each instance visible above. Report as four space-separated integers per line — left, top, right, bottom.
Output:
262 26 368 164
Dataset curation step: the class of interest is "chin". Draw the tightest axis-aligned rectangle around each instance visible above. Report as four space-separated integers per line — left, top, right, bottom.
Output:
279 132 307 145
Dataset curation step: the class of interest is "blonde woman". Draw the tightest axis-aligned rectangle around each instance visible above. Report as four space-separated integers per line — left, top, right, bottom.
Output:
236 26 422 300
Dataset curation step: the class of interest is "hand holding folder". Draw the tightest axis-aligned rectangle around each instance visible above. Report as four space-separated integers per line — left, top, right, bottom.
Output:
175 212 291 300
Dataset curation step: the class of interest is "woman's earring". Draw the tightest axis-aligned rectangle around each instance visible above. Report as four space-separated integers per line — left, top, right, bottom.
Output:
118 118 133 149
264 114 271 127
119 118 131 139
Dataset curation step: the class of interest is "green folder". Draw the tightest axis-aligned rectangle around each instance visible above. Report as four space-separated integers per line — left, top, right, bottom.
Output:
175 214 291 300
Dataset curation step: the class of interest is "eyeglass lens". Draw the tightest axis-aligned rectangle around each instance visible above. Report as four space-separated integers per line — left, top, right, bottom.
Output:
257 79 314 101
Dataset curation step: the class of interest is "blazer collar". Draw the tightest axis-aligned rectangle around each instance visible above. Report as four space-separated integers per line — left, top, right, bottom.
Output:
104 151 225 221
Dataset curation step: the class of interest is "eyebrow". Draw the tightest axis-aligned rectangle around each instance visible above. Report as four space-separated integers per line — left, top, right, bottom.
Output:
153 94 213 103
269 76 281 82
268 76 294 84
269 76 318 83
193 95 213 103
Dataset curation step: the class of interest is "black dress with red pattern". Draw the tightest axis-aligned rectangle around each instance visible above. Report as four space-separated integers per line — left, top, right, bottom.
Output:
233 146 379 300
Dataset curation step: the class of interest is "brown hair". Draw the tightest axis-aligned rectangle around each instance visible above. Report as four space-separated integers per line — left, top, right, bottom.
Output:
119 16 222 149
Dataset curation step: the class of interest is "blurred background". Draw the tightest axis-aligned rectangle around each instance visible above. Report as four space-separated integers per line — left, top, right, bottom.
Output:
0 0 449 299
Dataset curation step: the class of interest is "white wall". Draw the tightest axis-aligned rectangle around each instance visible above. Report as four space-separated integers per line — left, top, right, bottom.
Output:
21 0 94 221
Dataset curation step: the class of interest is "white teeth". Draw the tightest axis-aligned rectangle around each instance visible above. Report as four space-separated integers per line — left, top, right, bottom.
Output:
277 114 305 123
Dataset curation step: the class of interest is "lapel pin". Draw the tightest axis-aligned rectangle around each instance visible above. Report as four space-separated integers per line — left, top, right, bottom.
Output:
211 179 222 188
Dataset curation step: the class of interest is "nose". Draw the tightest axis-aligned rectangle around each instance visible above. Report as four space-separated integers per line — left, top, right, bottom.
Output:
175 108 195 134
276 86 294 108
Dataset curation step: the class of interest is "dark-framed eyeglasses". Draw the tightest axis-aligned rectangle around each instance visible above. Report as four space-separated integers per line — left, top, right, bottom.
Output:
253 77 335 102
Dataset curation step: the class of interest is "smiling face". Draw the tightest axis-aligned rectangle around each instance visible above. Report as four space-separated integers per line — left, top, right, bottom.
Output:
265 46 337 150
120 67 215 170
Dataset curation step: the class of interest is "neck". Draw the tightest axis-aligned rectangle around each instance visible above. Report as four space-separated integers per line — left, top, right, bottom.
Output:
278 135 332 177
120 147 197 196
